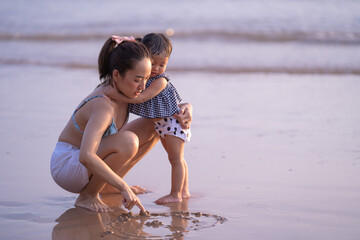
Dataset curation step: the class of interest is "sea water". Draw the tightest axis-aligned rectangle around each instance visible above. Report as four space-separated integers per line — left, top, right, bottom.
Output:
0 0 360 74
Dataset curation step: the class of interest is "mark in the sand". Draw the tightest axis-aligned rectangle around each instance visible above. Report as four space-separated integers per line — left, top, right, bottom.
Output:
0 201 27 207
101 211 227 239
0 212 54 223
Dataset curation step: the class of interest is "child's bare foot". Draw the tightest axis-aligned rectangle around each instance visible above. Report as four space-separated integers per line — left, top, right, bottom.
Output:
182 191 191 199
155 194 182 205
75 194 112 212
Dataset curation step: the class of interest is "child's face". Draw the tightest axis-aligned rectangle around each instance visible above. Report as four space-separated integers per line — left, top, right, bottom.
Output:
150 55 169 78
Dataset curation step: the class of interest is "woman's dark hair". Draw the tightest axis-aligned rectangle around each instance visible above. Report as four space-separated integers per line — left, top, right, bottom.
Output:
98 37 150 85
139 33 172 57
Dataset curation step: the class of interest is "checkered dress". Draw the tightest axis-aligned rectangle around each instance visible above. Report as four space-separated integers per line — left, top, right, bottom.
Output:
129 73 182 119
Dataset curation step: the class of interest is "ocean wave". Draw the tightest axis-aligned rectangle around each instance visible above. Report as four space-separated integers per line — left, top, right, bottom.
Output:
172 30 360 45
1 58 359 75
1 29 360 45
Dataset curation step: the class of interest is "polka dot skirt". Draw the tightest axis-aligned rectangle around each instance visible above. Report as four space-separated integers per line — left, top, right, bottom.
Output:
154 117 191 142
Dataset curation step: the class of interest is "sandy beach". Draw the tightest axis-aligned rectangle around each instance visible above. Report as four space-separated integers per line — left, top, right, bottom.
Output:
1 0 360 239
0 65 360 239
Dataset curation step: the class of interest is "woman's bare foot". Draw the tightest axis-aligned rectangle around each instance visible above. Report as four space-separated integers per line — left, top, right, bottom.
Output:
155 194 182 205
100 184 121 194
130 185 147 195
74 194 112 212
100 184 147 195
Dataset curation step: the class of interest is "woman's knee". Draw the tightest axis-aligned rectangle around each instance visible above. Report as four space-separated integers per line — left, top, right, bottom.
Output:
113 131 139 159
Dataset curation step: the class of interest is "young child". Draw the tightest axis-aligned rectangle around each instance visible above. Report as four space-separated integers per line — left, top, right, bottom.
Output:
112 33 191 204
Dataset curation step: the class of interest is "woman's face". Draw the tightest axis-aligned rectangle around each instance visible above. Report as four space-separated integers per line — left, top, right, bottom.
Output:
115 58 151 99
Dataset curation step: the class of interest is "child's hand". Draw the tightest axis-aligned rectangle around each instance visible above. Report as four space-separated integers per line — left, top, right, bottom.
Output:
104 83 132 102
104 83 121 101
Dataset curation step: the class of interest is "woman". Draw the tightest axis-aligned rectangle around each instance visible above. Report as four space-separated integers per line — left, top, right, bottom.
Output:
50 35 192 212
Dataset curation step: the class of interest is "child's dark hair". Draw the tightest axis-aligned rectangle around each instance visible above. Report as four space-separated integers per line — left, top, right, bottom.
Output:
98 37 150 84
137 33 172 57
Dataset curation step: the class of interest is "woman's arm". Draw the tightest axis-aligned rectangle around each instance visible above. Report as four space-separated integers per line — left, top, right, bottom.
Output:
105 77 167 104
78 99 144 211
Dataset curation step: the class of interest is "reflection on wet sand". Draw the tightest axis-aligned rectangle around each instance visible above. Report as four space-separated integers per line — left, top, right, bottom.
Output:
167 200 190 236
52 208 111 239
52 207 149 239
52 196 227 240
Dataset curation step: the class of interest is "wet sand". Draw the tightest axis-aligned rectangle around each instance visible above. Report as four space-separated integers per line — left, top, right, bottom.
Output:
0 65 360 239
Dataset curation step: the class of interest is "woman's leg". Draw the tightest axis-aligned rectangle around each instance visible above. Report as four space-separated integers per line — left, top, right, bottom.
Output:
75 130 139 212
100 117 160 194
121 117 160 176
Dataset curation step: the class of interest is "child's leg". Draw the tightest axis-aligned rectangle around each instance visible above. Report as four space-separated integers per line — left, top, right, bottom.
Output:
182 160 191 199
161 135 190 199
160 122 191 199
155 135 185 204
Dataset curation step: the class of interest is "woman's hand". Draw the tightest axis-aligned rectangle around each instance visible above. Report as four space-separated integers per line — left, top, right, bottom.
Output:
173 103 193 129
121 187 146 212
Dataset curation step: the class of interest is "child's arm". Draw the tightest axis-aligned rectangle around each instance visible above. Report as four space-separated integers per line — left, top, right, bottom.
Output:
105 86 133 102
132 77 167 103
104 77 167 104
